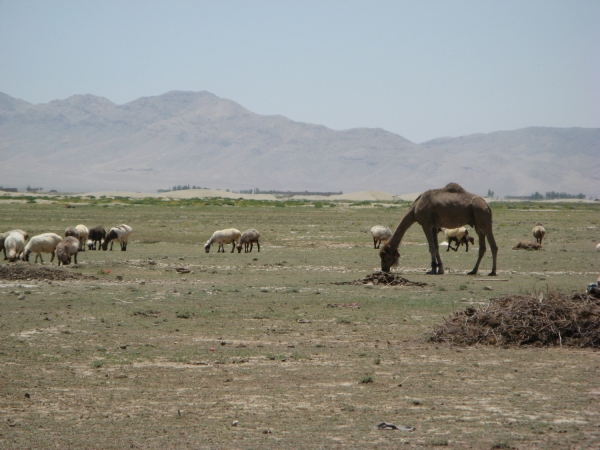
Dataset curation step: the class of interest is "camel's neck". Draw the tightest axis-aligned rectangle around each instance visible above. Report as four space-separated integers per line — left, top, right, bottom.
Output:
388 210 416 249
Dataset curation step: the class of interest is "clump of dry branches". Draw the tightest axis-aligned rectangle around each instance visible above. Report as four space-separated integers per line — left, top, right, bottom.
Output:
334 271 427 287
431 291 600 348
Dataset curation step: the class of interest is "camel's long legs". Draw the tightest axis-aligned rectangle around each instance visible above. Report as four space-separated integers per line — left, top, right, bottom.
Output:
423 226 444 274
486 229 498 276
468 228 487 275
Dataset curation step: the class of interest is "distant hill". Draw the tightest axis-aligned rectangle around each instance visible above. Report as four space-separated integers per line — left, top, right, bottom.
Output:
1 90 598 197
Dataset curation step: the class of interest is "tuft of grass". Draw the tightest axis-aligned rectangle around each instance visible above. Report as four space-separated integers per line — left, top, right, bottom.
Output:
176 311 191 319
91 360 105 369
428 438 448 446
459 284 468 290
373 356 381 365
360 375 373 384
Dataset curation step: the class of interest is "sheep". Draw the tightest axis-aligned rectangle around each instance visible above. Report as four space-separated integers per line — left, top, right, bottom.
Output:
439 227 469 252
75 224 89 251
88 225 106 250
4 232 25 262
370 225 392 249
597 243 600 252
56 236 79 265
512 240 542 250
65 226 80 241
204 229 241 253
23 233 63 263
0 229 29 260
456 234 475 252
532 223 546 245
237 229 261 253
101 224 133 251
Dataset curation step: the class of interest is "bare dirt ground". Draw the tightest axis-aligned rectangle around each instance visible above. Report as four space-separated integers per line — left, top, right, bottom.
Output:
1 200 599 448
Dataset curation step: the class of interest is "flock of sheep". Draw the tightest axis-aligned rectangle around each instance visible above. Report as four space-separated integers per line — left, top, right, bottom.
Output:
370 223 548 253
0 225 261 266
0 224 133 266
204 228 261 253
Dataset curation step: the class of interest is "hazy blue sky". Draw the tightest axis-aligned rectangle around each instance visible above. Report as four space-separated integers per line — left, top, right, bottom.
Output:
1 0 598 142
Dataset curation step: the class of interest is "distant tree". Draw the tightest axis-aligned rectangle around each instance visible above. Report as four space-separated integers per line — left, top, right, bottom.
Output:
531 192 543 200
487 189 494 198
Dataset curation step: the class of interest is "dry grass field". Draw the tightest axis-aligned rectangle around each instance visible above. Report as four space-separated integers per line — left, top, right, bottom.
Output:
1 198 599 449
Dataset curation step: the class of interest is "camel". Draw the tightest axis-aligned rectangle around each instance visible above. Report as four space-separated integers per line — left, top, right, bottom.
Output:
379 183 498 275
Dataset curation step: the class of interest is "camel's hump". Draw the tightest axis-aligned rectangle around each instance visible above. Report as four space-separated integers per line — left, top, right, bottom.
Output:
441 183 467 194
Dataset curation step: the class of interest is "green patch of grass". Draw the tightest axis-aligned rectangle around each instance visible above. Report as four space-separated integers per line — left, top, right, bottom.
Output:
91 359 105 369
428 438 448 446
360 375 373 384
176 311 191 319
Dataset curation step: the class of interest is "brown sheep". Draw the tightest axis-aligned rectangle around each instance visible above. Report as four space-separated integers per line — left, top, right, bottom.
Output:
512 240 542 250
56 236 79 265
236 229 261 253
456 234 476 252
532 223 546 245
88 225 106 250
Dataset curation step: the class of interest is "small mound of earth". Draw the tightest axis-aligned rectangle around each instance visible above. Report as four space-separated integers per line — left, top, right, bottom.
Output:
0 264 98 281
431 292 600 348
334 271 428 287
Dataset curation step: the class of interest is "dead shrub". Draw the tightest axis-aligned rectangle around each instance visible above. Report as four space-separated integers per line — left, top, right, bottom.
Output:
430 291 600 348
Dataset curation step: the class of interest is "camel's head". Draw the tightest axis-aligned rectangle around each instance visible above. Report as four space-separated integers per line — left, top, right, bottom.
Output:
379 244 400 273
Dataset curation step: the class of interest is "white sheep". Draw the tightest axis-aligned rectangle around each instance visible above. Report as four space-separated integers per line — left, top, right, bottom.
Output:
532 223 546 246
237 229 261 253
75 224 89 251
101 224 133 251
1 229 29 260
23 233 63 263
56 236 79 265
596 243 600 252
370 225 392 249
5 232 26 262
439 227 469 252
205 228 241 253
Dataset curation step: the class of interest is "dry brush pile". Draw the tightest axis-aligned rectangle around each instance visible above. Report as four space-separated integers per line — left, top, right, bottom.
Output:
0 264 97 281
334 271 428 287
431 291 600 348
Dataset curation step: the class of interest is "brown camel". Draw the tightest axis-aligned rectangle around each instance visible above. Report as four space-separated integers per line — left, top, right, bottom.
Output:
379 183 498 275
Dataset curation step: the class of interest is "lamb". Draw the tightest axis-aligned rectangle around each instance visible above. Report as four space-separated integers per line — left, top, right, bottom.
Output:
101 224 133 251
204 228 241 253
532 223 546 245
75 224 89 251
56 236 79 265
4 232 26 262
88 225 106 250
65 226 80 241
23 233 63 263
370 226 392 249
512 240 542 250
439 227 469 252
0 229 29 260
237 229 261 253
456 234 476 252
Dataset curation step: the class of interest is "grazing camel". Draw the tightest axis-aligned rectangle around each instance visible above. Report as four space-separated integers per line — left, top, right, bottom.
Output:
379 183 498 275
532 223 546 245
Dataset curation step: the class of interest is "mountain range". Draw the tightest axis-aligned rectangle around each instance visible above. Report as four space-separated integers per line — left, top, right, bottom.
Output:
1 90 598 197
